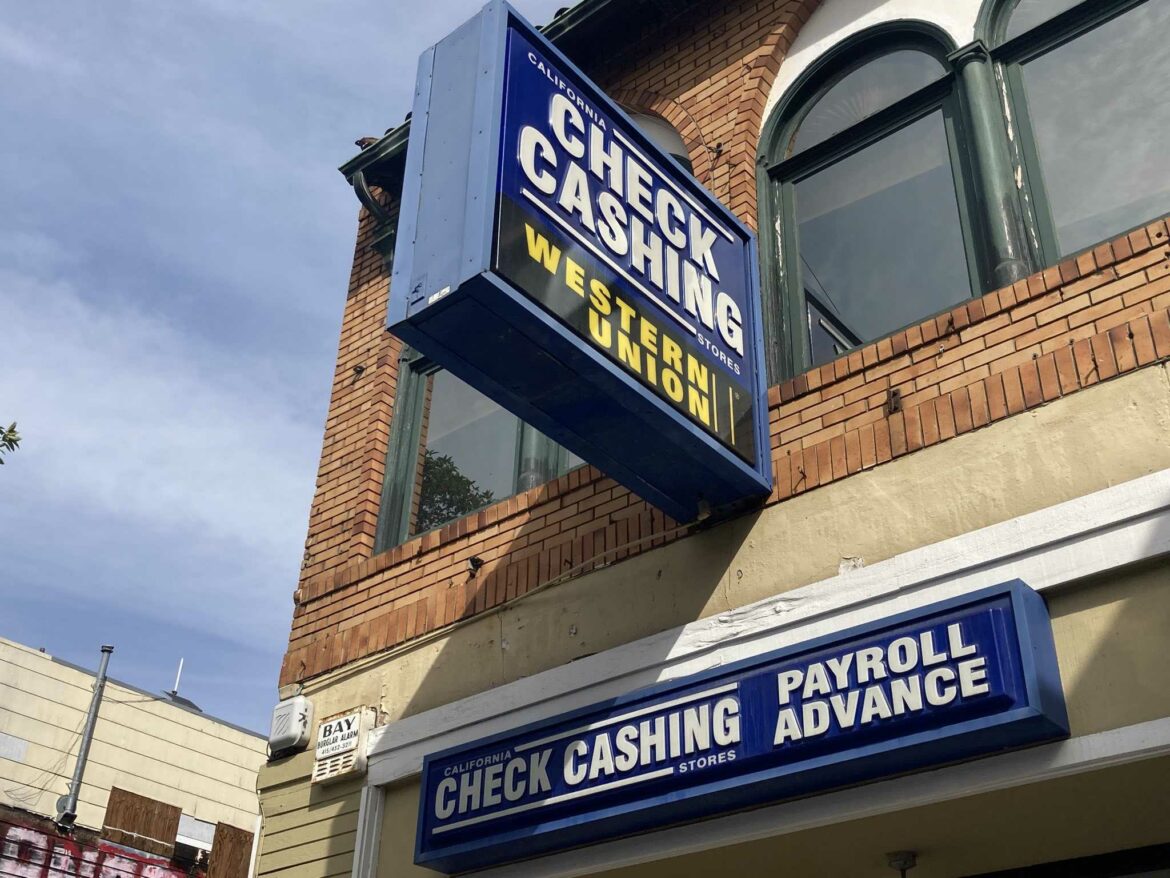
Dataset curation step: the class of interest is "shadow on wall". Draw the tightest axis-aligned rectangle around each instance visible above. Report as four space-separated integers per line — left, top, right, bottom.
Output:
565 532 1170 877
395 502 762 719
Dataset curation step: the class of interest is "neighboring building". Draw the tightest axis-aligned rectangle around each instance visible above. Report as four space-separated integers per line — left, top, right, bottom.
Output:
0 637 266 878
259 1 1170 877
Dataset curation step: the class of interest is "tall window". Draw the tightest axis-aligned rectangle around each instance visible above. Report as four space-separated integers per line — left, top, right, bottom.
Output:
760 4 1169 379
989 0 1170 259
760 32 980 375
376 352 581 550
375 113 691 551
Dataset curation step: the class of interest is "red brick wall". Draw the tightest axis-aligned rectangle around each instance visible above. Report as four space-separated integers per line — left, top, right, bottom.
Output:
279 0 1170 687
283 214 1170 686
288 0 823 668
299 205 399 582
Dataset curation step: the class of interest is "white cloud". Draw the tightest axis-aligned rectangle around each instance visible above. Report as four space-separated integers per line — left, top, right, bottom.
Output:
0 264 321 568
0 22 82 74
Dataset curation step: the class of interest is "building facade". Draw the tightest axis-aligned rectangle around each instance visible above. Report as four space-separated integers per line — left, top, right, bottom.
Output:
0 638 267 878
257 0 1170 876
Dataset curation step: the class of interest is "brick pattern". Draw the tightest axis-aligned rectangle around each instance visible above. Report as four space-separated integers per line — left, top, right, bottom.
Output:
766 221 1170 500
590 0 820 227
282 217 1170 686
281 0 1170 686
298 204 401 581
296 0 818 588
288 0 824 666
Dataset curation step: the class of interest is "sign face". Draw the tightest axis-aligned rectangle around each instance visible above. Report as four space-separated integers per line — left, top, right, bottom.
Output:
414 582 1067 873
389 2 771 524
493 27 758 464
316 712 361 760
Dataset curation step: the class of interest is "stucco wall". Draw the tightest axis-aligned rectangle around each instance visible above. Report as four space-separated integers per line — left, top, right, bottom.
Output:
286 363 1170 727
369 559 1170 876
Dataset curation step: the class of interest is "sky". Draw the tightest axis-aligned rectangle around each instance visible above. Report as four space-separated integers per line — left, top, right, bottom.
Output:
0 0 568 734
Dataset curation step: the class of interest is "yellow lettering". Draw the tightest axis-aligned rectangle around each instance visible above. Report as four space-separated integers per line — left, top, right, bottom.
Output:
589 309 612 347
662 336 683 373
615 297 636 334
639 319 659 356
663 369 684 402
525 224 562 273
589 278 612 314
618 333 641 372
686 354 708 391
565 257 585 297
687 386 711 426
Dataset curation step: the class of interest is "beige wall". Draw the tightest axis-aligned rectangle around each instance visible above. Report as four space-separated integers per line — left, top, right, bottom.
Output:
598 755 1170 878
293 364 1170 727
256 753 362 878
259 365 1170 878
0 638 266 832
372 562 1170 877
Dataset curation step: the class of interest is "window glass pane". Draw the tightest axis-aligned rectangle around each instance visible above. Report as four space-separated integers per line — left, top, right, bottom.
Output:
412 370 520 536
789 49 947 155
516 427 580 491
794 111 970 366
1003 0 1085 41
807 292 861 367
1020 1 1170 255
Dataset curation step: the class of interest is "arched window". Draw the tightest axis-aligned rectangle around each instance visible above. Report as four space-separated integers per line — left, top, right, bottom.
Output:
759 29 981 376
986 0 1170 258
627 111 694 174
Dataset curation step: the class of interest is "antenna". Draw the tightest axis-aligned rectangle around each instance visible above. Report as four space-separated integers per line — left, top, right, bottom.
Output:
170 657 184 697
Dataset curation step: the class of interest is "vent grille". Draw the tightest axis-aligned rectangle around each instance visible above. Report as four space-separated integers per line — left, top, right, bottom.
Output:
312 750 359 783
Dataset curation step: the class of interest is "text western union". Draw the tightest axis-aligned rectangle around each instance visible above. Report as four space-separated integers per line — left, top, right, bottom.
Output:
526 223 718 430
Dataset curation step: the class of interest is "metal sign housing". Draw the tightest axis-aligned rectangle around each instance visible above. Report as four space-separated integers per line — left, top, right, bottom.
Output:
414 581 1068 873
389 1 771 524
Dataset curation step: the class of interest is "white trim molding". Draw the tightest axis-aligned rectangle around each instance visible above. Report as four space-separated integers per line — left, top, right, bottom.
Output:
350 784 385 878
353 468 1170 878
760 0 983 129
366 468 1170 785
477 718 1170 878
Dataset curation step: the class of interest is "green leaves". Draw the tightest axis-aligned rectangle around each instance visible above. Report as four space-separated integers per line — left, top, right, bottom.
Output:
0 421 20 464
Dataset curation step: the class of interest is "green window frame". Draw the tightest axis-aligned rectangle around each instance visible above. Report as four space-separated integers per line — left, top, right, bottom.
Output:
977 0 1162 265
757 24 989 381
758 1 1169 382
371 110 697 553
374 348 580 552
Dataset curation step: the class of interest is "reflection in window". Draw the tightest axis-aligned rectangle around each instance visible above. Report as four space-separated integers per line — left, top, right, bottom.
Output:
412 370 520 536
1002 0 1084 41
397 368 583 540
788 49 946 156
794 112 971 365
1017 1 1170 255
628 112 694 173
807 292 862 367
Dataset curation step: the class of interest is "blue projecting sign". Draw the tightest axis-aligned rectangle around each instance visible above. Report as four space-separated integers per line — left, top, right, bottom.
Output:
415 581 1067 872
389 1 771 523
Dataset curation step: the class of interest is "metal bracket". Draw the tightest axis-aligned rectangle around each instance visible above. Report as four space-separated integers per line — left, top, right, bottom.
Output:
886 387 903 416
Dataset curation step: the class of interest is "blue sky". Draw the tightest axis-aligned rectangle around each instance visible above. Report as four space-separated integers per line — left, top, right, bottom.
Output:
0 0 567 733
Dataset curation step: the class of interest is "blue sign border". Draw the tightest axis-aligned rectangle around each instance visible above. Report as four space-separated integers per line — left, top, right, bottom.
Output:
414 581 1067 873
389 1 772 524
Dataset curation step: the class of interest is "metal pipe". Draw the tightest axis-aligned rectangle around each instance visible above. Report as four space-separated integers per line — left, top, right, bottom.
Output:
56 644 113 832
949 41 1034 288
171 657 184 696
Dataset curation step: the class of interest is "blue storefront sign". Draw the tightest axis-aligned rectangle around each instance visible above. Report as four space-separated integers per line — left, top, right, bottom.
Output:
415 581 1067 873
389 1 771 524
